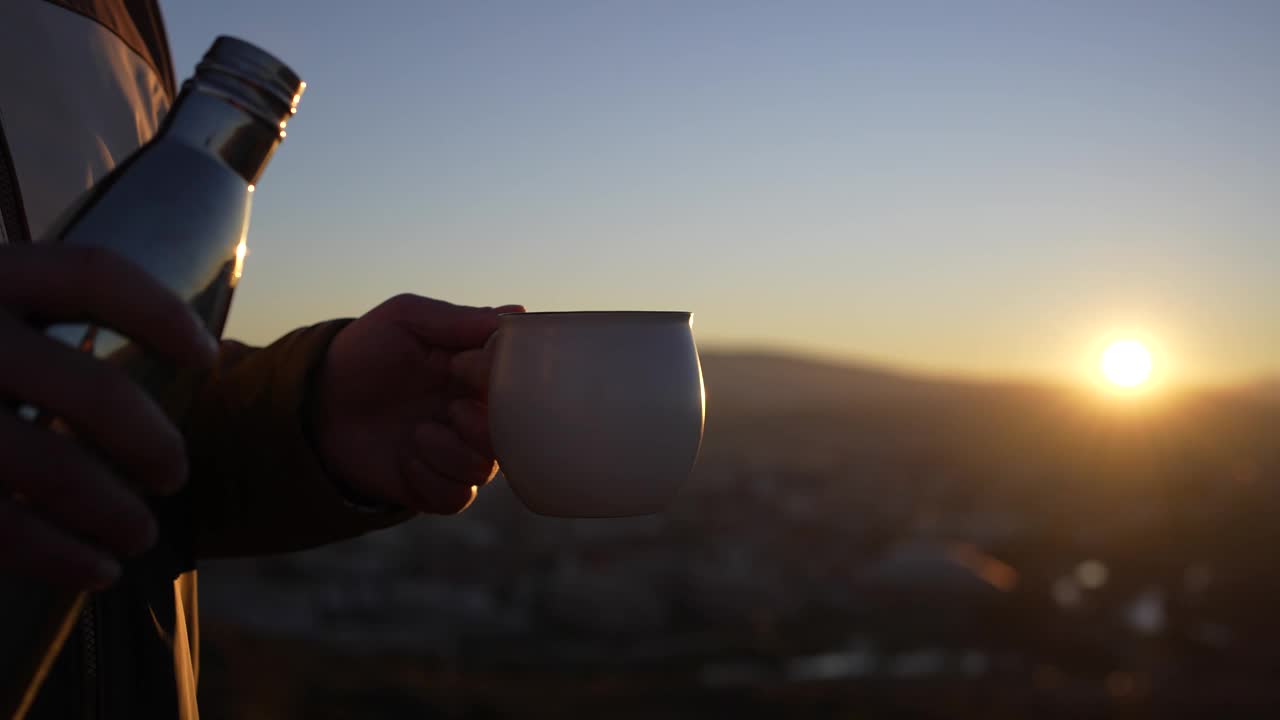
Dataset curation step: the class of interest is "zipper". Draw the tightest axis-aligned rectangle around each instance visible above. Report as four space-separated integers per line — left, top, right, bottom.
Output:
0 108 32 244
79 598 102 720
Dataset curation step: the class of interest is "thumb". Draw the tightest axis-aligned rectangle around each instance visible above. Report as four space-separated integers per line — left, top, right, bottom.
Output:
485 305 525 352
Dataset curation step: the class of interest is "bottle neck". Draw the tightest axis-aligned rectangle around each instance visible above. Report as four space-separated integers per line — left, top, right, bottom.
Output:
160 84 284 185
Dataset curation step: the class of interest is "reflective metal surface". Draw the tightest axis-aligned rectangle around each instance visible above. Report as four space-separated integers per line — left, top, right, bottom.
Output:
45 34 304 388
1 37 303 719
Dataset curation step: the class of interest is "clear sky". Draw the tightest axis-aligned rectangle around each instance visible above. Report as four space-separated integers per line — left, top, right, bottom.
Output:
165 1 1278 388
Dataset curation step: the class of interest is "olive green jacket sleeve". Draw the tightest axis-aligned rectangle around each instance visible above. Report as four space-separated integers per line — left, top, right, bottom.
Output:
179 319 413 559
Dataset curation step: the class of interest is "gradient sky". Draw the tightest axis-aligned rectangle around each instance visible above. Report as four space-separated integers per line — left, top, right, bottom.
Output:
165 1 1278 388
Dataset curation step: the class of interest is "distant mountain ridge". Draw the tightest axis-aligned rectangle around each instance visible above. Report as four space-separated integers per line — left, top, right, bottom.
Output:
698 349 1279 412
697 349 1049 415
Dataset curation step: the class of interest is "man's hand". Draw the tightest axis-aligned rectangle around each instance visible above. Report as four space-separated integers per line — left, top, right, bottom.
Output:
309 294 523 515
0 245 218 589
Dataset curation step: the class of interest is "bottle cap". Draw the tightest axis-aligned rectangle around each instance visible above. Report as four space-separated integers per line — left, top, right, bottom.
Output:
194 36 305 131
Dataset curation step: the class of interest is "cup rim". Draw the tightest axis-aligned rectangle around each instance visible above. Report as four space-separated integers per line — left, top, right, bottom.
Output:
499 310 691 318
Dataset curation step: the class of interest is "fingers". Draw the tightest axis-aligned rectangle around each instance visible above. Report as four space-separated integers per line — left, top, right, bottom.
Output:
447 398 494 457
450 349 491 398
379 294 521 350
413 422 497 486
450 305 524 392
400 457 478 515
0 500 124 590
0 313 188 494
0 412 159 558
400 419 498 515
0 244 202 590
0 245 218 368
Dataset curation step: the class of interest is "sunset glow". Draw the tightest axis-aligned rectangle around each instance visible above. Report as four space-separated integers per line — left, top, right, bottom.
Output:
1101 340 1153 388
168 3 1277 389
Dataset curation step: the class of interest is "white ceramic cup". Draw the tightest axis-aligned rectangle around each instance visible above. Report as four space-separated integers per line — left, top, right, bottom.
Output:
488 311 705 517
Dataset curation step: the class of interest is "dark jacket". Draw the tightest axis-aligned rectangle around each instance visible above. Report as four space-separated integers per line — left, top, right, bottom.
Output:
0 2 411 717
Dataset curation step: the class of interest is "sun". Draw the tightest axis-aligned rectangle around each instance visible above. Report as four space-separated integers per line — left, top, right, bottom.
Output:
1101 339 1153 388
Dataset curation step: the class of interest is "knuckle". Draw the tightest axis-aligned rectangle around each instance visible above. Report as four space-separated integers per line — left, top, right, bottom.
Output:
384 293 421 315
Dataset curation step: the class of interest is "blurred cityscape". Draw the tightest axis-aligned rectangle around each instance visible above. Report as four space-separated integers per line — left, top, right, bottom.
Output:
198 352 1280 718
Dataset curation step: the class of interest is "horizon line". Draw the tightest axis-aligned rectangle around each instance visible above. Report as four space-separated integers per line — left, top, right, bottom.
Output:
698 341 1277 395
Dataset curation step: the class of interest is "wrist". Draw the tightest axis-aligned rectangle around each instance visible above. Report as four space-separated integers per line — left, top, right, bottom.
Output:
303 326 403 512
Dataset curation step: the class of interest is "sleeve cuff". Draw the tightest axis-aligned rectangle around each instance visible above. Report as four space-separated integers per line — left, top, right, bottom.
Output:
184 319 414 558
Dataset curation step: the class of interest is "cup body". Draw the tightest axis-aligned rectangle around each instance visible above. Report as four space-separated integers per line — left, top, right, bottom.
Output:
488 311 705 517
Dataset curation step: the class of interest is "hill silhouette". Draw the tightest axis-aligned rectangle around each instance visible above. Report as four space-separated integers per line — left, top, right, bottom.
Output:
697 349 1278 502
699 349 1050 414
